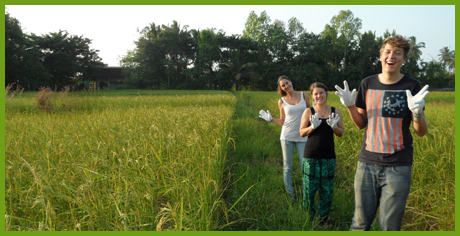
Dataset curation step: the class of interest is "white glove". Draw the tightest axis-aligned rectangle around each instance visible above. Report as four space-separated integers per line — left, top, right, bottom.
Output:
310 113 322 129
406 85 429 115
259 110 273 122
335 80 357 107
326 112 341 130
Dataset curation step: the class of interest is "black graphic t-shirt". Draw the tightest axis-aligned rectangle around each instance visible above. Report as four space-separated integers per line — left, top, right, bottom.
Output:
355 74 423 166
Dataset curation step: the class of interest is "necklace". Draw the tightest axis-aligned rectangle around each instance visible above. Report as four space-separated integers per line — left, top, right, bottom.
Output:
316 106 329 118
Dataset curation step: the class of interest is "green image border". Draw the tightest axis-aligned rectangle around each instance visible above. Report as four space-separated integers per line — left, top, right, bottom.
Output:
2 1 457 234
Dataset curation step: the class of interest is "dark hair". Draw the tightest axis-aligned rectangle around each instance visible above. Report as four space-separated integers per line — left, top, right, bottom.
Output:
380 35 411 59
277 75 291 97
309 82 328 98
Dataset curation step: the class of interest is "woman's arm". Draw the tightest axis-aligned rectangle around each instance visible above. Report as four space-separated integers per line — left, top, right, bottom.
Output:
270 99 285 126
332 108 345 137
299 108 313 137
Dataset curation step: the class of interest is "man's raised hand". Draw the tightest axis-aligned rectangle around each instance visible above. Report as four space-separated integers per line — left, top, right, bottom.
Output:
406 85 429 116
335 80 357 107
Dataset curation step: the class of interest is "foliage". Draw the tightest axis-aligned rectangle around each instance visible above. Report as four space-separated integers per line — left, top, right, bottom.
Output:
420 61 455 88
5 83 25 99
36 87 55 112
35 86 76 113
438 46 455 71
29 30 106 90
6 10 454 91
5 12 50 89
5 11 106 91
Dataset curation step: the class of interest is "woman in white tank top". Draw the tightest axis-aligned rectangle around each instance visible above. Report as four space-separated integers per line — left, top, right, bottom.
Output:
259 75 311 201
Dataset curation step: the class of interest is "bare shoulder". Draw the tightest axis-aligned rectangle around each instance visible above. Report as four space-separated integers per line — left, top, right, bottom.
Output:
303 106 312 116
278 98 284 108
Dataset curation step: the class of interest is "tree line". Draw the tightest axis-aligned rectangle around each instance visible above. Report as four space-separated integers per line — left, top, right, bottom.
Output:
5 10 455 91
5 12 105 90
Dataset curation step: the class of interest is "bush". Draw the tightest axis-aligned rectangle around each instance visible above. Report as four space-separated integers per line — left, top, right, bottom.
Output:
5 83 24 99
98 80 108 89
37 87 55 112
36 86 74 113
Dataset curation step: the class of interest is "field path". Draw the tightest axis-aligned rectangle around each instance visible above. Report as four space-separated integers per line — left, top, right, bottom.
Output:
222 92 353 230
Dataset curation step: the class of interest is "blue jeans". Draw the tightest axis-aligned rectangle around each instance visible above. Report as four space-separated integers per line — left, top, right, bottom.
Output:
350 161 412 231
280 140 306 198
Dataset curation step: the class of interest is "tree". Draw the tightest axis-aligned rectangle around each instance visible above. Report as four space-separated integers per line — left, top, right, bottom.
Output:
118 10 451 92
438 46 455 71
121 23 169 89
407 36 425 62
30 30 105 90
242 10 271 43
321 25 341 71
196 28 223 89
346 30 380 88
422 60 452 88
267 20 291 63
396 36 425 79
160 21 192 89
217 35 259 90
218 49 258 90
287 17 306 41
5 12 49 89
290 31 335 89
323 10 362 72
382 29 397 39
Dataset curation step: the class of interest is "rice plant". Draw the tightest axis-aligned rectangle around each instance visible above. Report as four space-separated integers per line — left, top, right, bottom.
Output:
5 89 454 231
223 91 454 231
5 90 236 231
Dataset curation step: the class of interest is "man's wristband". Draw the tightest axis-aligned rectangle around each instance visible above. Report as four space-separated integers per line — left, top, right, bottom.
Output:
413 113 422 118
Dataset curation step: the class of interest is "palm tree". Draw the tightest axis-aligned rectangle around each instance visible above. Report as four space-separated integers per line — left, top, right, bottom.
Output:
448 50 455 71
438 47 455 71
407 36 425 62
220 49 258 90
139 23 162 41
162 21 191 88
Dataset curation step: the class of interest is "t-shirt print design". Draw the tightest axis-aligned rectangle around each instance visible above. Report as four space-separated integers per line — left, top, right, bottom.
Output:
382 91 406 118
365 89 407 154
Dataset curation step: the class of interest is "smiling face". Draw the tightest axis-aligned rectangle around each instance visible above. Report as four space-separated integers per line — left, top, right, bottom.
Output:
279 79 292 93
312 87 327 105
380 43 406 74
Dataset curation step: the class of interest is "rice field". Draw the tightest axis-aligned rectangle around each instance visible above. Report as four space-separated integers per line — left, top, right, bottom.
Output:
223 90 455 231
5 90 236 230
4 89 455 231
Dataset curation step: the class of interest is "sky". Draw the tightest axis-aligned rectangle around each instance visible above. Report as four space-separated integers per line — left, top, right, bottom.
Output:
5 5 456 67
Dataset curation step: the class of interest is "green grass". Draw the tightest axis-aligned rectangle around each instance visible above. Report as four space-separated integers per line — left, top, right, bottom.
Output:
223 91 454 231
4 89 454 231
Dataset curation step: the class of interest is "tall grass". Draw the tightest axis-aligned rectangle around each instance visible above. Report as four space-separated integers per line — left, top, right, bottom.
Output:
223 91 454 231
5 90 236 230
405 100 455 230
5 89 454 231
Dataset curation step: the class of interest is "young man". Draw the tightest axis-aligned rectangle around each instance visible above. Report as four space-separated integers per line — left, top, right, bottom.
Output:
334 35 429 231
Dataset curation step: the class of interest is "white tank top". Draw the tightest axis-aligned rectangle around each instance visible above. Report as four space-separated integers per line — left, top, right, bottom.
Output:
280 92 308 142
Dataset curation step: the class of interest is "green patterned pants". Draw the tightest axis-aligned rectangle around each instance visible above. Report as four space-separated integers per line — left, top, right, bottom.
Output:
302 158 336 218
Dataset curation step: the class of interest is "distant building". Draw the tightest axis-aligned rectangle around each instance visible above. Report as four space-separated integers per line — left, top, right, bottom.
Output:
95 67 125 89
